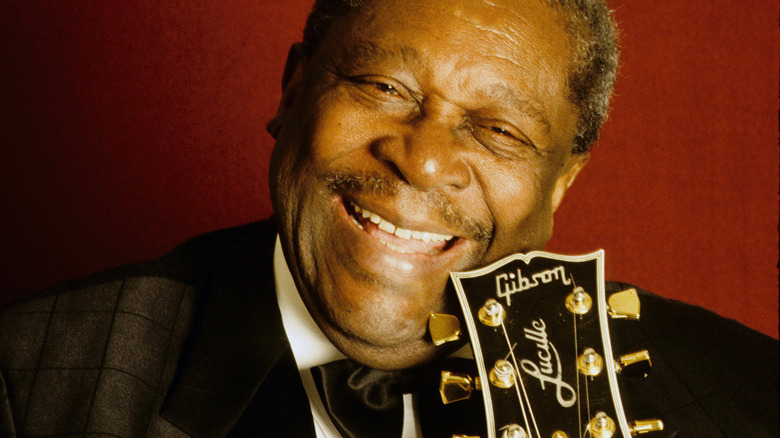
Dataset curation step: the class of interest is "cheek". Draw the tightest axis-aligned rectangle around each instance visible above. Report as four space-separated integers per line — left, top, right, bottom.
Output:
477 159 559 254
307 91 382 164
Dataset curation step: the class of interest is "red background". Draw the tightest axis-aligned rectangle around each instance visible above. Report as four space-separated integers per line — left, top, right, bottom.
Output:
1 1 777 338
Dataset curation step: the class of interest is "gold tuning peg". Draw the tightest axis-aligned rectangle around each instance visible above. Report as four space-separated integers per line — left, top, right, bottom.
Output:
588 412 616 438
608 288 640 320
629 419 664 435
440 371 481 404
615 350 652 378
429 313 461 346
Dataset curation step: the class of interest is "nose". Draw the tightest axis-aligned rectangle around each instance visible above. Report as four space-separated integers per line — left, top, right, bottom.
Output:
371 118 471 191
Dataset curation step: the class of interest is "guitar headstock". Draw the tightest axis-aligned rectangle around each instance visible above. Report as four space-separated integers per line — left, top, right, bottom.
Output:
439 250 662 438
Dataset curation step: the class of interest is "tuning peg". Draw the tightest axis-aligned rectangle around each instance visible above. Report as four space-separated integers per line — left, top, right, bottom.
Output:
577 348 604 377
489 360 516 388
614 350 653 378
440 371 481 404
500 424 527 438
608 288 640 320
429 313 462 346
565 285 592 315
629 419 664 435
588 412 616 438
478 299 505 327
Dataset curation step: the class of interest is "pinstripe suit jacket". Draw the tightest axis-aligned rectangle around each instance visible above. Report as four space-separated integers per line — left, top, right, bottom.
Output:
1 219 777 437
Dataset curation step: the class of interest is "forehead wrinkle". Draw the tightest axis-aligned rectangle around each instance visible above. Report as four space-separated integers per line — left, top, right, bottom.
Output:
409 5 556 133
337 4 556 135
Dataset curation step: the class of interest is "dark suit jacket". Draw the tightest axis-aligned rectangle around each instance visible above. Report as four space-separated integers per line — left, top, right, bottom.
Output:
1 219 777 437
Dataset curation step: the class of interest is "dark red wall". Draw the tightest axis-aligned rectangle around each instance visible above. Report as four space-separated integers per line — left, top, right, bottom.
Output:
1 1 777 338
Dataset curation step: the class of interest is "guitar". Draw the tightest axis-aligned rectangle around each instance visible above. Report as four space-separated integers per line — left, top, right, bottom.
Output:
431 250 663 438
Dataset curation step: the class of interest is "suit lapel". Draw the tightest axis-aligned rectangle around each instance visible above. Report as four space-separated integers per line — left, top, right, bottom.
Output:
159 220 314 437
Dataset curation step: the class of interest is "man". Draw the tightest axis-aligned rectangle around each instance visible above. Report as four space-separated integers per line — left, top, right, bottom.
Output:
1 0 777 437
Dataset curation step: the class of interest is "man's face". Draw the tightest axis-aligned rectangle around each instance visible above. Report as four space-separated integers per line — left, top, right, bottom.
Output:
269 0 588 369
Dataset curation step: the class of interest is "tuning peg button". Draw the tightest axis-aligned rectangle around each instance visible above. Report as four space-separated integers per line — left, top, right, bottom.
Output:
615 350 653 378
608 288 641 320
440 371 481 404
429 313 462 346
629 419 664 435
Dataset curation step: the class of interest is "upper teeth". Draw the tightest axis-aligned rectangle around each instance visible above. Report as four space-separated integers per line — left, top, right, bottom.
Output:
351 203 454 243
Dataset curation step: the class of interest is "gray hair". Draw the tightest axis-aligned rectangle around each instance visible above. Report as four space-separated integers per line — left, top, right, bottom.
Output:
302 0 618 153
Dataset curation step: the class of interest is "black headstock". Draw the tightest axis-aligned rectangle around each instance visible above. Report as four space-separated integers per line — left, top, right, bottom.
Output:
440 250 663 438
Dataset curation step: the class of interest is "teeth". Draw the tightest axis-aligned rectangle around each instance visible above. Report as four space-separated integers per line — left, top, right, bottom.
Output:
379 239 410 254
350 202 454 243
349 213 364 231
394 228 413 239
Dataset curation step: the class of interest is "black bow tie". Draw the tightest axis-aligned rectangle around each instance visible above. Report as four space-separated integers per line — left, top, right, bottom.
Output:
311 358 485 438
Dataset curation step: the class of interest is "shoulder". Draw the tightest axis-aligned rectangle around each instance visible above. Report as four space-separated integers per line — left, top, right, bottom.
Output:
0 220 278 433
606 281 778 437
0 218 278 359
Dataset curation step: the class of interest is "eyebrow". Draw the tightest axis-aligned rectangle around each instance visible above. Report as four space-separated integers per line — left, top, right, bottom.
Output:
338 41 552 133
338 40 420 68
482 84 552 134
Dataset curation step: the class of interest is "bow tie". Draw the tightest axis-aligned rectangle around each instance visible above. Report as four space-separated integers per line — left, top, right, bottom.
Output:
311 358 485 438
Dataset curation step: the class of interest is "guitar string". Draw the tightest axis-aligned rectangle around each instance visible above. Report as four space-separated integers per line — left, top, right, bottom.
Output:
502 343 535 438
585 371 591 437
573 310 584 438
500 320 540 438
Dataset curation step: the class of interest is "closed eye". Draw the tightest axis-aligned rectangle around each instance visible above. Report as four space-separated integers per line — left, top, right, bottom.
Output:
488 126 515 138
468 120 538 157
371 81 400 96
351 75 407 99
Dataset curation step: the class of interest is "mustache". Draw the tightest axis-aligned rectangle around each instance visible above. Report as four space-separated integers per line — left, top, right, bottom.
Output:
323 171 492 242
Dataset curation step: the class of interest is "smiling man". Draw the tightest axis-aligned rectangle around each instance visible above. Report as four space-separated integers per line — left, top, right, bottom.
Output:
1 0 777 437
269 0 595 371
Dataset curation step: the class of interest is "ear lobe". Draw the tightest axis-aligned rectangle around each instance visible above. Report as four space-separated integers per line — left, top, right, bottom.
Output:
266 43 308 139
551 152 589 213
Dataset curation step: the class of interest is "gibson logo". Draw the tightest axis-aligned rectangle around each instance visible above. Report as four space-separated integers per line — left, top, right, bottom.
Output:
495 265 571 306
519 319 576 408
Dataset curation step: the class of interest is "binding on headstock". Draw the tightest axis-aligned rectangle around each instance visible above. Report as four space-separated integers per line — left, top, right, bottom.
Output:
431 250 663 438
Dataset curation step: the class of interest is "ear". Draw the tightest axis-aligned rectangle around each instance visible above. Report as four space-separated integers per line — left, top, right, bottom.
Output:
551 151 589 213
266 43 308 139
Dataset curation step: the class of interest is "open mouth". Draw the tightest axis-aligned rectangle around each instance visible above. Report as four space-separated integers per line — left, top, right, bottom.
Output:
346 200 458 255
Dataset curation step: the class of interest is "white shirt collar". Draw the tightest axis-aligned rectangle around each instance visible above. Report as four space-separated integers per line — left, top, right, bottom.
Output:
274 237 346 370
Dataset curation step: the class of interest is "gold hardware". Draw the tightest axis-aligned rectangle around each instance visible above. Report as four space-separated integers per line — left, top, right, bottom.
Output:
478 299 505 327
608 288 640 320
565 285 592 315
440 371 481 404
588 412 616 438
429 313 462 346
500 424 527 438
489 360 516 388
577 348 604 377
552 432 569 438
452 435 480 438
629 419 664 435
615 350 653 378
